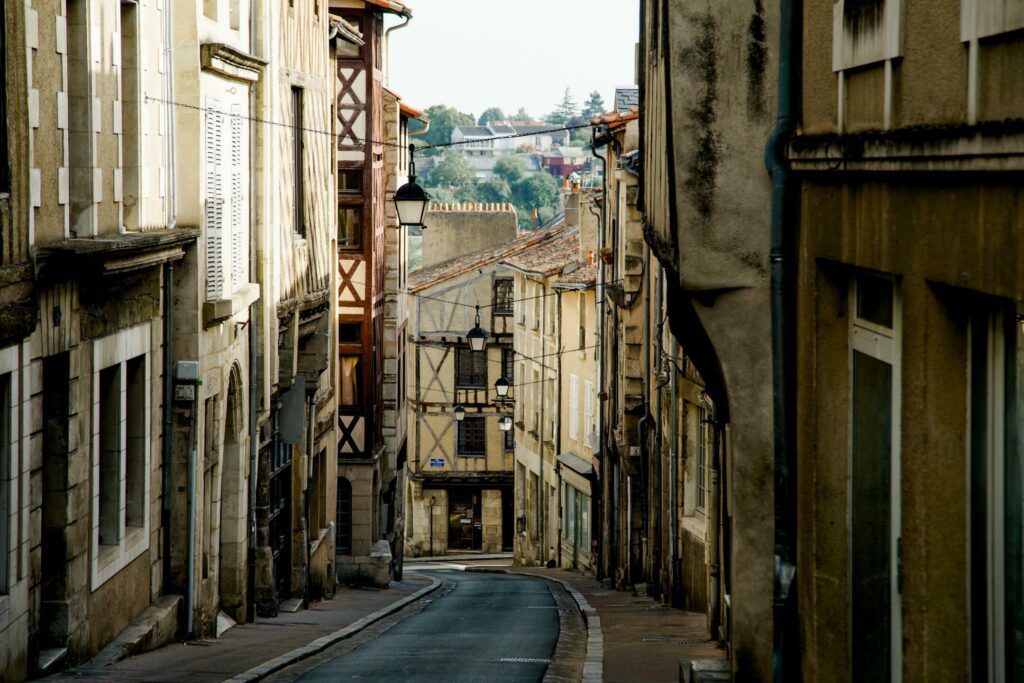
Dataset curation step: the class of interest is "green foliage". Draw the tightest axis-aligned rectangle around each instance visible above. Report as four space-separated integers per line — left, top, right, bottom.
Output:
567 115 591 143
477 177 512 204
538 206 556 224
512 107 531 122
419 104 475 154
582 90 606 119
428 150 477 189
493 156 527 185
512 172 560 213
544 88 578 125
478 107 506 126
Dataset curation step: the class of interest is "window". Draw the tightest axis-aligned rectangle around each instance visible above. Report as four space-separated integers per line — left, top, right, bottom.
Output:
309 450 327 533
336 477 352 554
339 322 361 343
501 348 514 385
338 206 361 248
229 0 240 30
583 380 596 450
204 93 250 298
969 307 1023 680
849 273 900 682
203 0 217 20
494 278 514 315
0 3 8 196
696 403 709 515
504 425 514 452
338 168 361 193
68 0 95 236
119 1 140 230
91 323 152 588
569 373 579 442
578 293 587 350
458 415 486 456
340 355 361 406
456 348 486 388
292 87 305 237
0 370 11 593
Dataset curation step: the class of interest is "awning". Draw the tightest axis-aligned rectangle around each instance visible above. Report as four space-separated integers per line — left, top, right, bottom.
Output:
557 451 596 478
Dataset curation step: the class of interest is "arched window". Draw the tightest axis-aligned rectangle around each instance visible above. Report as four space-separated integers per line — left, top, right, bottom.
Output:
336 478 353 555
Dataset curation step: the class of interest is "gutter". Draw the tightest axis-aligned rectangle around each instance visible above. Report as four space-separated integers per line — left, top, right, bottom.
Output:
382 12 411 86
764 0 801 678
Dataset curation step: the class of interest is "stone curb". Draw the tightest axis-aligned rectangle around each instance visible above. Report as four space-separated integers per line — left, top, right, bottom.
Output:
513 572 604 683
226 576 443 682
407 553 513 563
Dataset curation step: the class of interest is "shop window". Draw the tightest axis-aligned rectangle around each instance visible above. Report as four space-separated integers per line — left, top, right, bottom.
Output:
98 365 121 546
125 356 145 528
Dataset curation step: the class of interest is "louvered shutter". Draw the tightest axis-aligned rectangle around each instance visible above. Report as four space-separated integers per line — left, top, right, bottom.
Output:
205 99 224 299
229 102 246 290
583 379 595 449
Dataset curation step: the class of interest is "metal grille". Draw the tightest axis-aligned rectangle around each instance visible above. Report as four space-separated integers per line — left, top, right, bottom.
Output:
458 415 486 457
456 348 487 388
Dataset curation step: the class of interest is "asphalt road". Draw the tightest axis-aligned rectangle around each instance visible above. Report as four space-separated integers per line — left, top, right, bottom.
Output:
296 569 559 682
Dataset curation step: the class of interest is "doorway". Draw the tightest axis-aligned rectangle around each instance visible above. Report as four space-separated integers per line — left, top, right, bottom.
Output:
41 353 70 648
448 488 481 551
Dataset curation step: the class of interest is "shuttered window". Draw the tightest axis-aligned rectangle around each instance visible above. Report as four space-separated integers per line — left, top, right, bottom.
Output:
204 95 249 300
569 374 579 441
583 379 595 449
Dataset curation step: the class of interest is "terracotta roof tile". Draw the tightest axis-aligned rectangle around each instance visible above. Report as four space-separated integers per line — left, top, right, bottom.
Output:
590 107 639 128
553 261 598 287
408 220 568 292
499 229 579 278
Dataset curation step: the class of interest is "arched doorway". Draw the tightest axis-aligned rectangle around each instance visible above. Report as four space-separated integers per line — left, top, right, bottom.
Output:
219 367 246 620
336 477 352 556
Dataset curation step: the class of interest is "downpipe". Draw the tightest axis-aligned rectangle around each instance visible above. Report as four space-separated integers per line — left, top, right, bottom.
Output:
590 138 608 581
765 0 801 678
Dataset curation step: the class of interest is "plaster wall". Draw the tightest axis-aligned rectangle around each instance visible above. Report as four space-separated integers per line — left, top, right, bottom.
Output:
420 206 517 270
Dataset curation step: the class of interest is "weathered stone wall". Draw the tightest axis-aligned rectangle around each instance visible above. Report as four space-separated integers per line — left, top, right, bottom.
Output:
481 489 502 553
420 205 518 270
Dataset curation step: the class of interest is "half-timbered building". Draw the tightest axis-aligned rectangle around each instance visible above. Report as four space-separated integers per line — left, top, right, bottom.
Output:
329 0 411 584
405 209 555 557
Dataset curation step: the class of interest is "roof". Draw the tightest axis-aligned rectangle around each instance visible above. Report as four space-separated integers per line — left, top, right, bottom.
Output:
614 86 639 113
499 228 580 278
328 16 364 45
363 0 412 16
408 220 568 292
455 126 493 137
400 102 426 120
512 124 569 136
590 106 639 128
553 261 598 288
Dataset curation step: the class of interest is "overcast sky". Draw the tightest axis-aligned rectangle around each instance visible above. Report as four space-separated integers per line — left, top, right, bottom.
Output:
388 0 640 121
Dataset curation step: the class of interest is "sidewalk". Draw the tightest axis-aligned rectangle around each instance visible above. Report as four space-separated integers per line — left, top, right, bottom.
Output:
55 575 435 682
511 567 726 683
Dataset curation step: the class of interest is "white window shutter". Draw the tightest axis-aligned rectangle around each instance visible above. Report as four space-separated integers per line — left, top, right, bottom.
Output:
229 103 245 291
204 99 224 300
583 380 595 449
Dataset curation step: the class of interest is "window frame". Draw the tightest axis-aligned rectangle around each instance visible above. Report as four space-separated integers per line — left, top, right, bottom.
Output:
457 415 487 457
292 86 306 238
456 347 487 389
493 277 514 316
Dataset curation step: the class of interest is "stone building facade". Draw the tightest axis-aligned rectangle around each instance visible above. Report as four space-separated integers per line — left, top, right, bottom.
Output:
404 205 523 557
0 0 194 677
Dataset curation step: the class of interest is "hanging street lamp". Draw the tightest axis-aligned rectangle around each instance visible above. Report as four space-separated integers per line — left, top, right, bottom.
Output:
498 415 513 432
467 305 487 352
453 404 466 421
494 375 511 398
393 143 430 228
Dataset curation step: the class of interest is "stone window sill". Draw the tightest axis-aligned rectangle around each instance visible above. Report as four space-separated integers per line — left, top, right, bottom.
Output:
203 282 260 327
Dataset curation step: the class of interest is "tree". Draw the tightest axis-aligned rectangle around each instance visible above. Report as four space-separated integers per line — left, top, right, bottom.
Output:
512 107 531 122
428 150 476 189
419 104 475 153
478 107 506 126
512 172 560 213
477 177 512 204
582 90 606 119
493 156 527 185
544 88 578 125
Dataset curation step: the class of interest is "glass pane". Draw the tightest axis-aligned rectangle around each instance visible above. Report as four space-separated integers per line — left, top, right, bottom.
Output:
338 206 361 248
340 355 361 406
851 350 892 681
857 274 894 328
1010 316 1024 679
339 322 361 344
338 169 361 193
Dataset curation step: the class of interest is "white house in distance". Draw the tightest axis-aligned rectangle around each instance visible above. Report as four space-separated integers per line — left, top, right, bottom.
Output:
451 123 571 156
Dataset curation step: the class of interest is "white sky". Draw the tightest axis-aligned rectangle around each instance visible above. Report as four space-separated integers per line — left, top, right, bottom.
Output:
387 0 640 121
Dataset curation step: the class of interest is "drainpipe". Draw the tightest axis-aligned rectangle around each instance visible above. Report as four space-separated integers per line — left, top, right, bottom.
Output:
589 138 608 581
765 0 801 678
655 263 664 592
161 263 174 595
637 243 652 586
555 290 563 567
527 273 547 565
382 11 412 87
246 0 263 624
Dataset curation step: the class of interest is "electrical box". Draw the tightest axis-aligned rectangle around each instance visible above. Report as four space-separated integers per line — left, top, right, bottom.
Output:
175 361 200 382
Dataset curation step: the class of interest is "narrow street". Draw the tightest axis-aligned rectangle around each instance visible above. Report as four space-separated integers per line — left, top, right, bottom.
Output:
278 569 559 682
